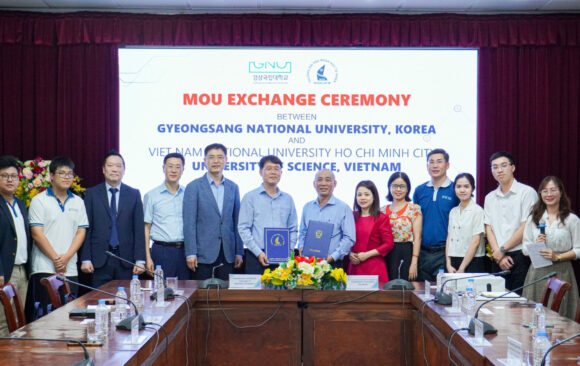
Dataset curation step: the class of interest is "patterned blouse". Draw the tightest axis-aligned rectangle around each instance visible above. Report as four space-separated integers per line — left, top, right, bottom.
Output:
382 203 422 243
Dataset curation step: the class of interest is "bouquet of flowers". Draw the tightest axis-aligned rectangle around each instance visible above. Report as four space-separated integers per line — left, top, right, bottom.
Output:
15 157 86 207
261 253 347 290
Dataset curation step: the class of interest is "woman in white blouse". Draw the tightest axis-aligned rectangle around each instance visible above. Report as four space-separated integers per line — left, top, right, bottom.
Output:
445 173 486 273
522 176 579 319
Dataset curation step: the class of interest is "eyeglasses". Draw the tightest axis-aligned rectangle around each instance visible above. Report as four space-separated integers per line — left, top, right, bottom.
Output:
0 174 19 181
491 163 511 171
540 188 559 195
391 184 407 190
56 171 74 178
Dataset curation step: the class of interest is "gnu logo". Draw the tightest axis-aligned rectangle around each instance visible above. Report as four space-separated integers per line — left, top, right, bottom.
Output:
248 61 292 74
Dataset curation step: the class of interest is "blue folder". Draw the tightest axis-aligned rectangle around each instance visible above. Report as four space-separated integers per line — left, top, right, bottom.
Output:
302 220 333 258
264 227 291 264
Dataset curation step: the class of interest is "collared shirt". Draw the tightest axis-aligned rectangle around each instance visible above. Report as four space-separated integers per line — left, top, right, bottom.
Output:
447 199 485 257
238 185 298 257
484 179 537 252
205 173 225 215
144 182 185 242
4 199 28 265
298 196 356 261
413 178 459 247
105 182 121 212
29 187 89 276
523 211 580 259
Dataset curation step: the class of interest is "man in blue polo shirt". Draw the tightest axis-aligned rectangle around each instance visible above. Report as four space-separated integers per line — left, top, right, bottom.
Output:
413 148 459 282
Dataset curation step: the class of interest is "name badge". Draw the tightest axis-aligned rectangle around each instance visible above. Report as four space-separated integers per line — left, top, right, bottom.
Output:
229 274 262 290
346 275 379 291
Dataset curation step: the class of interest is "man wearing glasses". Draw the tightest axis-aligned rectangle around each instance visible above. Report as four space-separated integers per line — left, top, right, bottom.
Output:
484 151 536 293
183 144 243 281
27 156 88 319
0 155 31 334
413 148 459 282
238 155 298 274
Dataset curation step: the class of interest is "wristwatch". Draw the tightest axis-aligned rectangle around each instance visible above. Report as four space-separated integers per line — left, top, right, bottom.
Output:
499 245 507 253
556 254 562 262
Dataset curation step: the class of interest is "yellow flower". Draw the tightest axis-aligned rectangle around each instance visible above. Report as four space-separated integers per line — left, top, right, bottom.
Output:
297 273 313 286
260 269 272 282
331 268 346 283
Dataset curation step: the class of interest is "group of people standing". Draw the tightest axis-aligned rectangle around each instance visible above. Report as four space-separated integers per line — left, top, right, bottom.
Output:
0 145 578 337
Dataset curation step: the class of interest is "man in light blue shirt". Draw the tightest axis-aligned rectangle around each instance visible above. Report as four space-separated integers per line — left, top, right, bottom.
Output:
298 169 355 268
238 155 298 274
144 152 189 279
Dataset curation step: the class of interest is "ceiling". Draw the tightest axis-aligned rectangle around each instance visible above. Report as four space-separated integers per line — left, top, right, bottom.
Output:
0 0 579 14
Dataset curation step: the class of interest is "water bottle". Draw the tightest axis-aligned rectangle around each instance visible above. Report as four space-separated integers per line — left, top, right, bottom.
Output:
130 275 142 314
154 265 165 303
533 303 546 331
115 286 128 320
436 269 445 293
95 299 109 341
462 285 476 323
533 331 551 366
467 278 477 298
154 265 164 290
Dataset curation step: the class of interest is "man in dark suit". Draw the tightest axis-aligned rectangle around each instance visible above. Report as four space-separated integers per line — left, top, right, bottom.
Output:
80 151 145 288
0 155 31 335
183 143 243 281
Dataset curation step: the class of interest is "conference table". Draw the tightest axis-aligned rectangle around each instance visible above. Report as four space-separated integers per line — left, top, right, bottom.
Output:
1 280 579 365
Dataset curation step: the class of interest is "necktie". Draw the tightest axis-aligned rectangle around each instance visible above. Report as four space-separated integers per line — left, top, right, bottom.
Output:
109 187 119 248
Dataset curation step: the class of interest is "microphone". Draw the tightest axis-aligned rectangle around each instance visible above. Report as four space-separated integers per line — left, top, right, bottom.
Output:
56 275 145 331
435 270 511 305
468 271 557 335
383 259 414 290
538 219 546 235
199 262 227 289
0 336 94 366
105 250 174 300
540 332 580 366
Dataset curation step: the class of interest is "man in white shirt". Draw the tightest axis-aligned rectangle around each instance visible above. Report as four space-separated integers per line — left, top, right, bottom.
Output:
484 151 537 294
26 156 88 320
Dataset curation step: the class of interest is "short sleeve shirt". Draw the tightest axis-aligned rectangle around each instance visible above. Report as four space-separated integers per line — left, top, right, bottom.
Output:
446 200 485 257
382 203 421 242
29 188 89 276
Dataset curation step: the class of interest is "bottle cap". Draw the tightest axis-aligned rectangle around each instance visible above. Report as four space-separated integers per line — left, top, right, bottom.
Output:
98 299 105 304
118 287 125 291
438 269 444 273
132 275 138 279
537 331 547 337
156 265 162 269
536 303 543 308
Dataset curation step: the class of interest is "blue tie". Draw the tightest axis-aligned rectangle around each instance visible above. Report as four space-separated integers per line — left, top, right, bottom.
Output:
109 187 119 248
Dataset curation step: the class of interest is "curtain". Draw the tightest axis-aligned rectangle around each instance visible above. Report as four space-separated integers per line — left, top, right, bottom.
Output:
1 11 579 210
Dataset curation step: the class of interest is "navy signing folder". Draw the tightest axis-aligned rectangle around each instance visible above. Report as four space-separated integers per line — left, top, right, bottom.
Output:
303 220 333 258
265 227 291 263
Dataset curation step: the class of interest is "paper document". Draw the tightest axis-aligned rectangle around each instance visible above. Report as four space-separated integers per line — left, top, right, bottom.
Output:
526 242 553 268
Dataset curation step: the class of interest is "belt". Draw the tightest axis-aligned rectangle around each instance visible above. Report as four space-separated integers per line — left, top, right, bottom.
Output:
420 245 446 252
154 240 185 249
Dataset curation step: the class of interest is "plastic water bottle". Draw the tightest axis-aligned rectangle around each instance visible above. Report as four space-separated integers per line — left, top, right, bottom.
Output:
436 269 445 293
95 299 109 341
154 265 164 290
467 278 477 298
115 287 128 320
154 265 165 303
534 331 551 366
462 286 476 320
451 288 460 310
533 303 546 331
130 275 142 314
